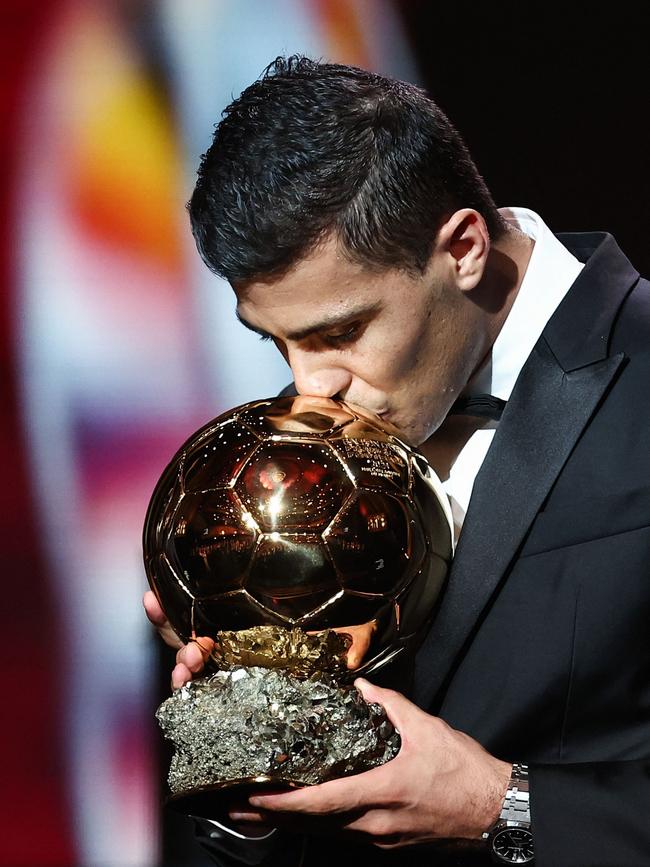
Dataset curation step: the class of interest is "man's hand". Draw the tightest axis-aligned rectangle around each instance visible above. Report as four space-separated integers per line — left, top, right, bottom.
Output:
230 679 511 849
143 590 213 689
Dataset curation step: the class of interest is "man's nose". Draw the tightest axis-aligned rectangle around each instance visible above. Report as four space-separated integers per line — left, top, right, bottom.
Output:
289 349 352 398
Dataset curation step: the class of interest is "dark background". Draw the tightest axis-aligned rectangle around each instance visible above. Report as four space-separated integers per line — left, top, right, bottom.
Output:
398 3 650 273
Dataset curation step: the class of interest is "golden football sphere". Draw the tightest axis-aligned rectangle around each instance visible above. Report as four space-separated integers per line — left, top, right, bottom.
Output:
143 395 452 675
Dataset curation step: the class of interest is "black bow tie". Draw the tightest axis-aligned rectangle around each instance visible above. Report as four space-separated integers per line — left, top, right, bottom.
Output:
448 394 507 421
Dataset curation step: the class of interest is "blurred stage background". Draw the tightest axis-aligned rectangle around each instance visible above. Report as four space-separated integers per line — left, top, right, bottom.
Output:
1 2 647 866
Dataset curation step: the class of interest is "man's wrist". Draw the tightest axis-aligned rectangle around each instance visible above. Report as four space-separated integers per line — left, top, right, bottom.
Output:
483 763 534 864
484 759 513 832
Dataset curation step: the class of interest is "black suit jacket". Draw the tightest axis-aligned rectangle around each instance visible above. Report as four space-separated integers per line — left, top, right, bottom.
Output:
198 233 650 866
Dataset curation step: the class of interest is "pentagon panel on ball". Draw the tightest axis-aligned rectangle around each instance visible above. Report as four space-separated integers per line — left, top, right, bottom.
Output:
245 531 342 621
235 440 352 533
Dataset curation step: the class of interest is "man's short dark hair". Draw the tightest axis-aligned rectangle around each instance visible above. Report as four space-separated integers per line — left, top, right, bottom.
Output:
188 55 506 283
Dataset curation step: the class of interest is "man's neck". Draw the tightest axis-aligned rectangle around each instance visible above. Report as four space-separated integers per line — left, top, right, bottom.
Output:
478 223 536 360
419 414 487 482
419 226 535 477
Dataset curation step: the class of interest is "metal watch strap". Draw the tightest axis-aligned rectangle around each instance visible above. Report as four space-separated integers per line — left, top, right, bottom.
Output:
499 763 530 825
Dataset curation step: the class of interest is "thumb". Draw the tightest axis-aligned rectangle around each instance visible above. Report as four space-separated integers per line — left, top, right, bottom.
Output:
143 590 183 650
354 678 421 733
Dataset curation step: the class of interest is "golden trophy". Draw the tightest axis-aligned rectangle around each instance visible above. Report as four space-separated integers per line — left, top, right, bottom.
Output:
143 396 452 817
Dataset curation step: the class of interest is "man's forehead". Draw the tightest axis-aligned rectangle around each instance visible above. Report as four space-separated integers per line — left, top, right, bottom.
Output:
235 236 364 300
234 241 388 330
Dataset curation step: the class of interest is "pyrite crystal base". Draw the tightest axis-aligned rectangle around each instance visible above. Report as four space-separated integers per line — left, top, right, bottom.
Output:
155 628 400 817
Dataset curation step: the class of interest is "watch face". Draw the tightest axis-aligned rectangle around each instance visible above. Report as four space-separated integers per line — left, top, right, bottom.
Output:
492 826 534 863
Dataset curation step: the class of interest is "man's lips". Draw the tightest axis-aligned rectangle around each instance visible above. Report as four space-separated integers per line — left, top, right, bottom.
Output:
342 398 390 420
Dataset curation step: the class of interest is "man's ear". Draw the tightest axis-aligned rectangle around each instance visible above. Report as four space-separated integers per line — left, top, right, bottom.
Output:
435 209 490 292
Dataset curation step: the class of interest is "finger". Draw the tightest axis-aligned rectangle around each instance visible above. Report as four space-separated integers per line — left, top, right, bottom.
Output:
227 792 285 835
339 806 397 841
143 590 166 625
171 662 193 690
228 808 269 824
143 591 183 649
176 638 214 673
353 678 423 736
227 789 292 826
249 768 385 815
191 635 215 662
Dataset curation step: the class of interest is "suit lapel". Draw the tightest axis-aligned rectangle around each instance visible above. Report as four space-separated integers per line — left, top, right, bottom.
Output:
414 233 638 711
414 342 625 709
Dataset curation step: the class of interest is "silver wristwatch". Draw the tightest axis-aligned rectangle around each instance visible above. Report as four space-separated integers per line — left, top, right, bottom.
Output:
483 763 534 864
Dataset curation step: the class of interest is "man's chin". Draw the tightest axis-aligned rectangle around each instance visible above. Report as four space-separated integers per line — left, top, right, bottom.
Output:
400 415 447 448
346 402 429 447
376 412 414 442
380 414 427 447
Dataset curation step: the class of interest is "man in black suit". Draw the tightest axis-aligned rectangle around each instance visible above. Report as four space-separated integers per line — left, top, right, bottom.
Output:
144 56 650 865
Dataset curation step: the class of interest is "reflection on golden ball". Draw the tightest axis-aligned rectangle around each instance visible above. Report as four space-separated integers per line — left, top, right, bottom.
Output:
143 395 452 675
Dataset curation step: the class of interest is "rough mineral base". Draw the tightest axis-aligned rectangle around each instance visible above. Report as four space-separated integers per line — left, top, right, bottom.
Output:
156 666 400 810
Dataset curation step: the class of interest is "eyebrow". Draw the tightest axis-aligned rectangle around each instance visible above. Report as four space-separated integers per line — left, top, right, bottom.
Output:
235 302 382 342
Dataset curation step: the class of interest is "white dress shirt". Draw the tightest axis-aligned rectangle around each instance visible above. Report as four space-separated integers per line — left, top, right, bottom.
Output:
442 207 584 537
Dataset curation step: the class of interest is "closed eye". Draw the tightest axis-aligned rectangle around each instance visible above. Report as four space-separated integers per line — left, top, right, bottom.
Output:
321 322 361 347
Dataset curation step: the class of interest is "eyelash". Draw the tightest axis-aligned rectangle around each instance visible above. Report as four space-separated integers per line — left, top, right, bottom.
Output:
257 323 360 347
322 324 360 347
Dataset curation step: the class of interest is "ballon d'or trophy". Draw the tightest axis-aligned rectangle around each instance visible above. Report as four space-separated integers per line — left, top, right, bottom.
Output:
143 395 453 817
